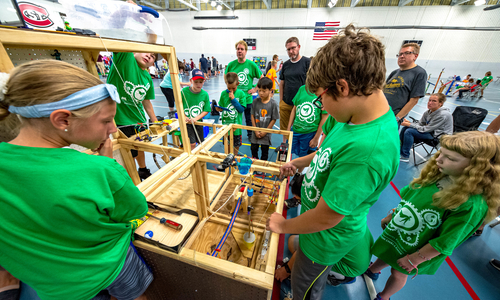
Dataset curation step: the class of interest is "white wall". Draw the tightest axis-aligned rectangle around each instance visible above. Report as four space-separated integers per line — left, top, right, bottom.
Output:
162 5 500 78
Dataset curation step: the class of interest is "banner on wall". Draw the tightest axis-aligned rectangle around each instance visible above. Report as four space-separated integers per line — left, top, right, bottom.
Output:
313 22 339 41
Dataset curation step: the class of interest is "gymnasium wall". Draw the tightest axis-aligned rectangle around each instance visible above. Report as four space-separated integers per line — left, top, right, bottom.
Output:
163 5 500 79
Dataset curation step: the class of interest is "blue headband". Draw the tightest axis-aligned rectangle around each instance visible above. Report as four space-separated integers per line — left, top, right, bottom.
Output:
8 84 120 118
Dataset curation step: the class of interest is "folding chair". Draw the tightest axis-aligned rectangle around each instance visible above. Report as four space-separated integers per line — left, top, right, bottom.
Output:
411 134 442 166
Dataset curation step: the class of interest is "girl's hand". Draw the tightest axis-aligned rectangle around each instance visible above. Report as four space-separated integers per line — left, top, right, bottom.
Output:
93 138 113 159
267 212 286 233
397 256 415 273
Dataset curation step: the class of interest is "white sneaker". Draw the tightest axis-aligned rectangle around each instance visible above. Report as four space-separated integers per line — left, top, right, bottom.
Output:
400 156 410 163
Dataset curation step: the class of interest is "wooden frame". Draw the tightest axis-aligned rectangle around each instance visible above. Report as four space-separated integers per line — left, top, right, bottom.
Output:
0 27 293 299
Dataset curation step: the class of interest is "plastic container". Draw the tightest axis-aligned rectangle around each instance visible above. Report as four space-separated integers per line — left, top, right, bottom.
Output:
60 0 171 45
238 157 253 175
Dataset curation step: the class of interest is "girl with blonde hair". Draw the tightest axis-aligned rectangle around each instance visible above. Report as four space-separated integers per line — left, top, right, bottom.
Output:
0 60 152 300
365 131 500 300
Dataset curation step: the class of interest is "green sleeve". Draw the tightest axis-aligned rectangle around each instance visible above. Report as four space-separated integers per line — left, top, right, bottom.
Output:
112 52 130 66
429 196 487 256
322 163 382 215
203 92 211 113
146 76 155 100
106 162 148 223
322 116 338 135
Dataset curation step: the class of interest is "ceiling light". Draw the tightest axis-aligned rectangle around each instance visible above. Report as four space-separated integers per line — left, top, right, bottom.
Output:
328 1 334 7
474 0 486 5
211 1 217 6
217 4 222 10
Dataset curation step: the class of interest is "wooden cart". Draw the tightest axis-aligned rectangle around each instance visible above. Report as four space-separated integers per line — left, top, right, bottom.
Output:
0 27 293 299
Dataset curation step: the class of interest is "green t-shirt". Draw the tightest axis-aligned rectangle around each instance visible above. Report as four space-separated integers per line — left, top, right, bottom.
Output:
181 87 210 119
299 110 400 266
0 143 148 300
107 52 155 125
291 85 327 134
481 75 493 87
225 59 262 104
371 181 487 275
219 89 247 135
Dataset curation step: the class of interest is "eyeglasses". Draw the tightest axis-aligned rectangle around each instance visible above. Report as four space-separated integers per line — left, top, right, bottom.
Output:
396 51 414 57
313 88 328 109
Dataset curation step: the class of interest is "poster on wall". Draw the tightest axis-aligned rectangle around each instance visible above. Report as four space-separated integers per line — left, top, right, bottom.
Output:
402 40 423 47
244 38 256 50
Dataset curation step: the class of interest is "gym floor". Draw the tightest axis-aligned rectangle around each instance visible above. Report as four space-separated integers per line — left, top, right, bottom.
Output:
147 73 500 300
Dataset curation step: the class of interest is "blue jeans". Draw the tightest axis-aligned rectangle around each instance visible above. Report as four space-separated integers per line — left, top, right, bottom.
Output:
292 131 317 157
400 127 434 158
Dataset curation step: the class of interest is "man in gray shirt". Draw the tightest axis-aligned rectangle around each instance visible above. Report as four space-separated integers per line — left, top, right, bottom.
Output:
384 43 427 123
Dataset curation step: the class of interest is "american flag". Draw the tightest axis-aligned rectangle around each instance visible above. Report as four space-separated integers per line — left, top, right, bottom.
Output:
313 22 340 41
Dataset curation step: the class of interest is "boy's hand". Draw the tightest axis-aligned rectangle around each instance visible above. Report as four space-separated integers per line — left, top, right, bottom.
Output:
259 132 267 138
185 117 192 123
215 107 223 112
309 136 319 148
228 91 235 100
267 212 286 233
280 162 297 179
275 266 290 282
381 215 392 229
93 138 113 159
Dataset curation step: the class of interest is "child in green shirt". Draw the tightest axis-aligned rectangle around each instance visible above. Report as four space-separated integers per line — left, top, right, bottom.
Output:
266 25 400 300
181 69 210 150
107 52 159 181
479 71 493 98
366 131 500 300
216 72 247 154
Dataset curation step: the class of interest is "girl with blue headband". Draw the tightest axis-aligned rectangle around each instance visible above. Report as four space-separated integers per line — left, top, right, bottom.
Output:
0 60 152 300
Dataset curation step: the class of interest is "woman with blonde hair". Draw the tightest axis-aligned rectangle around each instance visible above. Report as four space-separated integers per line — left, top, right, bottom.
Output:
0 60 152 300
365 131 500 300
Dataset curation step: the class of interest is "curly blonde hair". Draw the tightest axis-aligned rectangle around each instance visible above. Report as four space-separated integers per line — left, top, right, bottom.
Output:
411 131 500 222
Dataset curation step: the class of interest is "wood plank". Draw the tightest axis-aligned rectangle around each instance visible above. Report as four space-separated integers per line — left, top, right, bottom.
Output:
135 211 198 247
119 139 184 156
0 42 15 73
137 153 188 192
81 50 100 78
0 28 172 54
192 125 232 154
264 179 287 274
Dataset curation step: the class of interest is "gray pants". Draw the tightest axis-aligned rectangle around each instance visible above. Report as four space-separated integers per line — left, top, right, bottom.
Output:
291 247 333 300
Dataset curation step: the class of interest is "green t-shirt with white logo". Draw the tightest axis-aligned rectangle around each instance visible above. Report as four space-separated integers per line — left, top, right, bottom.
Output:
225 59 262 105
0 143 148 300
299 110 399 266
107 52 155 125
291 85 328 134
181 87 210 119
219 89 247 135
372 182 486 275
481 75 493 87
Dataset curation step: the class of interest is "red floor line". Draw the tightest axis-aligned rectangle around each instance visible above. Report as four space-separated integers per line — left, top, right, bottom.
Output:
272 178 289 300
389 181 480 300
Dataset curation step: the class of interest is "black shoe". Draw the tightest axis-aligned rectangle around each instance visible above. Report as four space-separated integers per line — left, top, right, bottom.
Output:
285 197 301 208
490 259 500 271
138 167 152 181
326 274 356 286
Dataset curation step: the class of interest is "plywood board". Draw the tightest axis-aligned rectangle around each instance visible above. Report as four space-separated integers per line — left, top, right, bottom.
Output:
188 222 262 268
152 171 225 211
135 210 198 247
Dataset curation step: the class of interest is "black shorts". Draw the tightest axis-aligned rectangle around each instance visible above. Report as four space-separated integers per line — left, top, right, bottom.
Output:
232 135 242 148
187 124 205 145
117 124 146 157
160 87 175 108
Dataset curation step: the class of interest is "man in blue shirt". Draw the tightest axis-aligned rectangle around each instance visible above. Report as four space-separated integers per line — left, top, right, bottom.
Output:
199 54 208 79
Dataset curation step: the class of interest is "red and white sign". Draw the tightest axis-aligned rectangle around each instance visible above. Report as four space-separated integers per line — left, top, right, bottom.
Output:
18 2 54 28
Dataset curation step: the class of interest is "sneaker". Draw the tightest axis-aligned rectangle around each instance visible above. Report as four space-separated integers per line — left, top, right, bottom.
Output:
490 259 500 271
285 197 301 208
400 156 410 163
374 293 390 300
138 167 152 181
364 268 380 280
326 274 356 286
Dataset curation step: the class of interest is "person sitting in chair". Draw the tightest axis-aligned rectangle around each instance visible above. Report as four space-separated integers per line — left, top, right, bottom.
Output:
399 93 453 162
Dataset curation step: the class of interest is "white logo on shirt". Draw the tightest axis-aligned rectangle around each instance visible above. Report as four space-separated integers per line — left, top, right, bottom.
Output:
222 103 237 120
303 147 331 203
123 81 150 105
383 200 442 251
185 102 205 118
238 69 250 86
297 102 316 124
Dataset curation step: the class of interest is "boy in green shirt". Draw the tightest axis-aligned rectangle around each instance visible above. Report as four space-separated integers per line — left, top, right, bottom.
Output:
182 69 211 150
266 25 400 299
479 71 493 98
216 72 247 154
284 84 328 208
107 52 159 181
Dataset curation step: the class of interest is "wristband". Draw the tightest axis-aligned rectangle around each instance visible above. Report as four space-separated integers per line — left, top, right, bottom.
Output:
406 254 419 279
282 261 291 273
